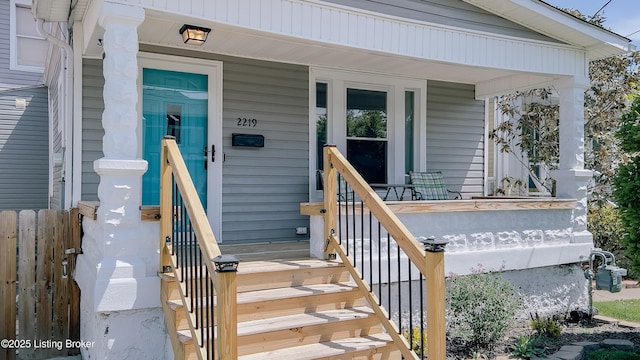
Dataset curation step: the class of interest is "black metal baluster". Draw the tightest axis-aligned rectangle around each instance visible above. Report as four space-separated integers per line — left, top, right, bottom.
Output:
408 249 413 354
420 272 425 356
387 230 391 320
360 201 364 276
397 237 401 335
369 209 373 287
377 220 382 306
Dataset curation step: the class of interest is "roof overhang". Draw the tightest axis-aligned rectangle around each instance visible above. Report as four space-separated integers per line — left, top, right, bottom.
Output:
463 0 634 59
32 0 71 22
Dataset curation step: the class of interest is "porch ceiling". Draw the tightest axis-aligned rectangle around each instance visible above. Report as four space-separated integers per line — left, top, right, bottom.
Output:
92 12 541 95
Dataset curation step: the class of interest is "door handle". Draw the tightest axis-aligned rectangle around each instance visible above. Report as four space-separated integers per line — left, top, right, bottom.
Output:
204 145 216 170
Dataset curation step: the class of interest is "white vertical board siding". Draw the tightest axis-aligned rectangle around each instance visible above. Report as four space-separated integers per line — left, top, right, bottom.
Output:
319 0 559 43
124 0 585 77
81 59 104 201
0 87 49 210
222 57 310 243
426 80 485 197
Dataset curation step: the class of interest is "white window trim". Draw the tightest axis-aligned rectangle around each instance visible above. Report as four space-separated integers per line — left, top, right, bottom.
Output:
10 0 45 73
309 68 427 200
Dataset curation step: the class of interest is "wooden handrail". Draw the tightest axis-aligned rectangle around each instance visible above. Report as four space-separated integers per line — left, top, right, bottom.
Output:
323 145 446 360
161 137 236 360
324 146 426 273
163 138 221 271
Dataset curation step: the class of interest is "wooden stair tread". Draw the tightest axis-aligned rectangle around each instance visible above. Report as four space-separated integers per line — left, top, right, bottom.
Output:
237 259 344 274
175 306 377 342
237 282 358 303
237 334 394 360
238 306 375 336
166 282 359 309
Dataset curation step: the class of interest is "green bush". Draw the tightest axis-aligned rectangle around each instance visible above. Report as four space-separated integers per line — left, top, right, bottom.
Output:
613 95 640 278
445 271 522 350
588 202 635 277
530 313 562 338
402 326 427 357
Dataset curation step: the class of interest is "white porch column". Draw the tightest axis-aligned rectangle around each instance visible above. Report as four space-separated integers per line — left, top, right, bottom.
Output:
552 76 592 244
75 3 167 359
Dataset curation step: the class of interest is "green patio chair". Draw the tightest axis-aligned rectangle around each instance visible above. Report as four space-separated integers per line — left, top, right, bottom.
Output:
409 171 461 200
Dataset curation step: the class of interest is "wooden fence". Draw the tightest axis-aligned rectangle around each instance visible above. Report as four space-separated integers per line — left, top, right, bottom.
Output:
0 209 81 360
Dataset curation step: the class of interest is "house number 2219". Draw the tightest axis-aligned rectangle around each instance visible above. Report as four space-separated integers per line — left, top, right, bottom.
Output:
237 118 257 127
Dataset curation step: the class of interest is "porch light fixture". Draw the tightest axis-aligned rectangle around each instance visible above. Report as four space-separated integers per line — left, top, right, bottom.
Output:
179 24 211 45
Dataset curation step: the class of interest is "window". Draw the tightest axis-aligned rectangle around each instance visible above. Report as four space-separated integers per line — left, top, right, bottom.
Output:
10 0 48 72
346 88 387 183
311 69 426 198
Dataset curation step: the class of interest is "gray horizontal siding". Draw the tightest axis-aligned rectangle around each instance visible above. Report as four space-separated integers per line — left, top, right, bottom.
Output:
0 87 49 210
426 80 485 196
0 0 44 90
222 58 310 243
84 47 311 243
81 58 104 201
321 0 559 43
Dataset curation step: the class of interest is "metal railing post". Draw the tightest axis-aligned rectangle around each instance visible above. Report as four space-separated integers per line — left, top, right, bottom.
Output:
214 255 239 360
422 238 448 360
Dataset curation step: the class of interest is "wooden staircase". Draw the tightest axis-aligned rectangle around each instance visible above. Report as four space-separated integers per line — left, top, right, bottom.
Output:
162 258 402 360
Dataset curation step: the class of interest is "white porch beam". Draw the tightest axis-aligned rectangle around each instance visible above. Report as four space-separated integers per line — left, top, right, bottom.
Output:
475 73 566 99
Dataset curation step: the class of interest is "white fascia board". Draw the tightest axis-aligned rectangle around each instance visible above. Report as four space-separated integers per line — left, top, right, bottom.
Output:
126 0 590 77
465 0 632 58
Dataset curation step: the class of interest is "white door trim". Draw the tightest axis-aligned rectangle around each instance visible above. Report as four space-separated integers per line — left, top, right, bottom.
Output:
137 52 223 241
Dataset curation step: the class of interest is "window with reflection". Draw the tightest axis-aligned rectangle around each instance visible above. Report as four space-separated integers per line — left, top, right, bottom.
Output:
346 88 387 184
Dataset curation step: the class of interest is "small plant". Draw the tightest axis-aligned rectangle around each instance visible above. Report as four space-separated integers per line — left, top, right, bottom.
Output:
402 326 428 356
471 351 488 359
509 335 545 359
446 270 522 350
530 312 562 338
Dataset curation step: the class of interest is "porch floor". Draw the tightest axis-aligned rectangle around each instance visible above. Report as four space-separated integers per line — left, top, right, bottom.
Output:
219 240 311 262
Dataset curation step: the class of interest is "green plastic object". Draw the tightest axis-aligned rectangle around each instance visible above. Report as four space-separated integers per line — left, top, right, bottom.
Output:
595 265 624 293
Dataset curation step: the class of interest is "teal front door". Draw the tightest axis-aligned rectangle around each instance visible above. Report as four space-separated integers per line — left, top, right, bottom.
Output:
142 68 208 207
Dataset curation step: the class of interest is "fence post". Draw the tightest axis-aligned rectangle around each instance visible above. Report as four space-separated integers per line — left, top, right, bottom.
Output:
423 238 448 360
0 211 17 360
214 255 239 359
323 145 337 259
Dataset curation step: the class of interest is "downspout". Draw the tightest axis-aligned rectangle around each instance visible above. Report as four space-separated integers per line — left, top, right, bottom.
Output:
37 19 74 209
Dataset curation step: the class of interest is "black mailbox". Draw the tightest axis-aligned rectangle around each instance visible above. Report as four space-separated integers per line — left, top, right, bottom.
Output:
232 133 264 148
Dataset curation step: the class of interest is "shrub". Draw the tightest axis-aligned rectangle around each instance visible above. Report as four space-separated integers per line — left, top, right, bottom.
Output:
445 271 522 350
402 326 427 357
530 313 562 338
588 202 635 277
613 95 640 278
